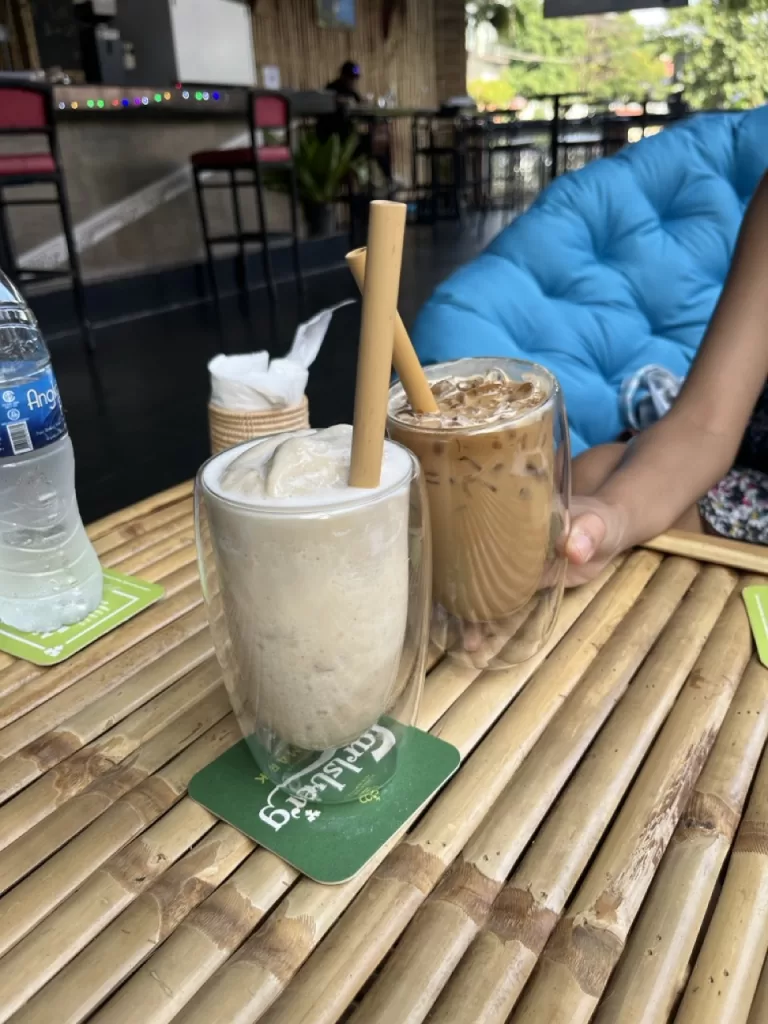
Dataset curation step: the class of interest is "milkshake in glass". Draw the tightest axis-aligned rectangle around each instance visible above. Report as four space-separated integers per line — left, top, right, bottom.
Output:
195 425 430 802
388 358 569 668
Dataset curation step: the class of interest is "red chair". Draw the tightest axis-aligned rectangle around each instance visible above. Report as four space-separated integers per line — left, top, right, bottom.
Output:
190 90 303 310
0 80 91 348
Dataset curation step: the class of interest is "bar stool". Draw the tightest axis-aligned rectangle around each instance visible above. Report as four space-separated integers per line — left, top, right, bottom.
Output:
0 81 91 349
191 91 303 310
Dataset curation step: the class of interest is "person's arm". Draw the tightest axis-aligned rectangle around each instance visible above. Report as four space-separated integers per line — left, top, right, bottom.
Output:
567 171 768 575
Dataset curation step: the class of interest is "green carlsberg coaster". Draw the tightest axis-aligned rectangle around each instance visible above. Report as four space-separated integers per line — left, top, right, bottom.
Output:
189 719 461 884
0 569 165 665
744 586 768 669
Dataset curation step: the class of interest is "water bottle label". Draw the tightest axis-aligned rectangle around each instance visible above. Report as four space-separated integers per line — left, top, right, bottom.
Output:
0 368 67 457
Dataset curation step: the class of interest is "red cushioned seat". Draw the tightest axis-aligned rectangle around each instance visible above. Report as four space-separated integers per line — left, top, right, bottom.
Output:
190 145 292 169
0 153 57 177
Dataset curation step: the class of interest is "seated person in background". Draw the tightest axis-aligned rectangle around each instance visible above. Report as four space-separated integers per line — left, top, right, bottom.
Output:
318 61 362 143
327 61 362 104
567 171 768 585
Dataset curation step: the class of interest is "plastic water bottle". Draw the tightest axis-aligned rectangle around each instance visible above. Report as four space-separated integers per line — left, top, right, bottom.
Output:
0 272 102 633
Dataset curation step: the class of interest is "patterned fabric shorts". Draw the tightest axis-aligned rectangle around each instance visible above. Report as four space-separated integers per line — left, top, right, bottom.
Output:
698 386 768 545
699 467 768 544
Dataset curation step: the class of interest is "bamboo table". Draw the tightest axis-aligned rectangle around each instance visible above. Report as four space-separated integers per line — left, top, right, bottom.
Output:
2 482 768 1024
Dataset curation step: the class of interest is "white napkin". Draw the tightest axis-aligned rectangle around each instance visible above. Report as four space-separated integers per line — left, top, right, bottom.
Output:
209 299 355 411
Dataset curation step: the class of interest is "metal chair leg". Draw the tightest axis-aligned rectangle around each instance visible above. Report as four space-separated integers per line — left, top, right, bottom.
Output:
229 169 248 295
193 168 222 320
288 164 304 300
56 177 94 353
252 164 277 306
0 185 18 279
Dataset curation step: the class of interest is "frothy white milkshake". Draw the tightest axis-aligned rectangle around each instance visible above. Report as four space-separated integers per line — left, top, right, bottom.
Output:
201 425 413 751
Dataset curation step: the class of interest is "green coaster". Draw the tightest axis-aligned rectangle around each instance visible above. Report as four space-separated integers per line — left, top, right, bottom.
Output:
744 586 768 669
0 569 165 666
189 721 461 884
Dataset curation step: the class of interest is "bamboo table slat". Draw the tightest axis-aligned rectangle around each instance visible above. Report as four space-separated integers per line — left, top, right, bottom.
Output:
2 484 768 1024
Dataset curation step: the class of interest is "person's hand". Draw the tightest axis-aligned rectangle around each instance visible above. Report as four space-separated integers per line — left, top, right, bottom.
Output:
565 495 631 587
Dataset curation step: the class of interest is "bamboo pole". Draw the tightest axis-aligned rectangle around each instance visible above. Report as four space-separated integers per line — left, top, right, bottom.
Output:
349 201 407 487
136 546 199 589
100 512 192 566
91 849 299 1024
0 656 218 844
0 629 213 801
429 565 737 1024
353 561 731 1024
179 552 660 1024
0 799 219 1021
346 247 439 414
510 580 755 1024
0 535 197 714
0 584 204 734
92 499 194 557
747 954 768 1024
675 735 768 1022
93 569 619 1024
0 556 199 706
0 715 241 959
645 529 768 574
0 691 232 898
12 823 255 1024
109 527 197 574
595 656 768 1024
86 481 194 539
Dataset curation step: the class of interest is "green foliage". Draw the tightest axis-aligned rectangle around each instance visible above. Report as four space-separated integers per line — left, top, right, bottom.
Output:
468 0 668 105
655 4 768 109
265 132 367 205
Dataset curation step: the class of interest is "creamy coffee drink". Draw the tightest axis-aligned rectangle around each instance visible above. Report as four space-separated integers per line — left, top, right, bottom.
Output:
388 362 562 630
200 425 412 752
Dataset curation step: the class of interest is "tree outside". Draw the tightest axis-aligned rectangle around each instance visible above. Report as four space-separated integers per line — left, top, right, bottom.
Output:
468 0 768 111
658 4 768 109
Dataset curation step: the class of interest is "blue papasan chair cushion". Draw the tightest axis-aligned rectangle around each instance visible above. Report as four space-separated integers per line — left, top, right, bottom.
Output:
412 105 768 454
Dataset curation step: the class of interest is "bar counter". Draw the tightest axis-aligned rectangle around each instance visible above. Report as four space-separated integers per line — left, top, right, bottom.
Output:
0 85 336 287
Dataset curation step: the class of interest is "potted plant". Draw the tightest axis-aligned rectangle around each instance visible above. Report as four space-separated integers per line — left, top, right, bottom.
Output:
266 131 368 237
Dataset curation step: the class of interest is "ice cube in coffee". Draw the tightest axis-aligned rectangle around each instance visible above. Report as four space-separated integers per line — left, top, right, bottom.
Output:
388 358 569 668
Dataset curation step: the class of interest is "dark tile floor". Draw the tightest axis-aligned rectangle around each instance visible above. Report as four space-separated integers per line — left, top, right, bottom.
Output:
49 213 514 523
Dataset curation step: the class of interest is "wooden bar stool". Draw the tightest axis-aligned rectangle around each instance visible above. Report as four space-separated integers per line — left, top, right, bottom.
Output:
191 90 303 310
0 80 91 349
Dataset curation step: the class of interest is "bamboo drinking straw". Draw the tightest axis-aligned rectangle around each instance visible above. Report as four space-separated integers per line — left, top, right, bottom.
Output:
349 201 407 488
346 247 439 415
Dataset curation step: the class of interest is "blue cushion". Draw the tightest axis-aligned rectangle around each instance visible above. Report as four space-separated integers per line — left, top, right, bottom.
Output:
412 106 768 454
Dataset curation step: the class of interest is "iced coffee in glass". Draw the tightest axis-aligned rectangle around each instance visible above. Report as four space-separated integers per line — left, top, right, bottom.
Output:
388 357 569 669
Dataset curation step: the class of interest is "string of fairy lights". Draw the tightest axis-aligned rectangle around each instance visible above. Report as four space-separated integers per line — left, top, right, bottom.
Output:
58 86 228 111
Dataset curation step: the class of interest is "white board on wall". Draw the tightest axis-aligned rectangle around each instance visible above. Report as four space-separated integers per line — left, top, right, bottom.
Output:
170 0 257 85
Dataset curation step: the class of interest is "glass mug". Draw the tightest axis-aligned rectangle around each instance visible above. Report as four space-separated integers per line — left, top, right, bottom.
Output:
195 432 431 804
388 357 570 669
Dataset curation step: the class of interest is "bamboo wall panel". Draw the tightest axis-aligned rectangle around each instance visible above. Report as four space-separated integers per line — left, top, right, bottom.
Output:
2 489 768 1022
252 0 437 109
